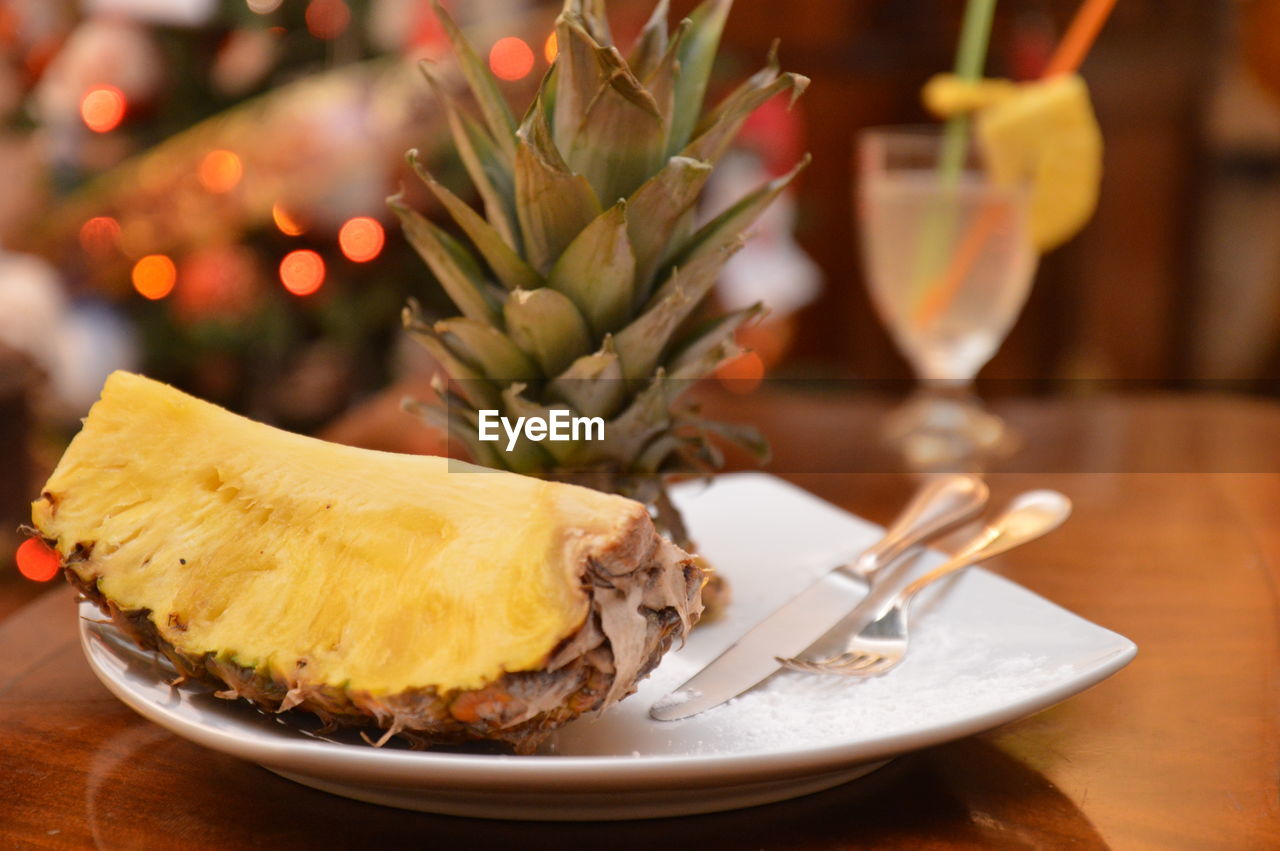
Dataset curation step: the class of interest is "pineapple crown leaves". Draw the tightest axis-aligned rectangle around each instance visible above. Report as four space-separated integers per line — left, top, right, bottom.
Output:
398 0 807 476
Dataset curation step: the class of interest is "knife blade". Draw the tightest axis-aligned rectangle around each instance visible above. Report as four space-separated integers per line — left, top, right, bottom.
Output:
649 564 872 721
649 474 989 721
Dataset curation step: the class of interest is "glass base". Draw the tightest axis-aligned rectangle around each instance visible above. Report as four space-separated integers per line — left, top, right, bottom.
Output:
881 386 1020 473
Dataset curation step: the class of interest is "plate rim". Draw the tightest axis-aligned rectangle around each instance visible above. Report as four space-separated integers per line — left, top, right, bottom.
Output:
81 612 1134 792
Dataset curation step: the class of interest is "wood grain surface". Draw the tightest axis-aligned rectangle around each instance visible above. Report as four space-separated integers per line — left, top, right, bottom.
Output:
2 392 1278 849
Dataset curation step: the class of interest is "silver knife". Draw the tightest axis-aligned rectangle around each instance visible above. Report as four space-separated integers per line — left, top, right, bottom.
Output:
649 474 989 721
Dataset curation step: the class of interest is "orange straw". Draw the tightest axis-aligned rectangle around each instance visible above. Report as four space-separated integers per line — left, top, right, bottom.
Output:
1043 0 1119 77
912 0 1119 326
914 204 1008 324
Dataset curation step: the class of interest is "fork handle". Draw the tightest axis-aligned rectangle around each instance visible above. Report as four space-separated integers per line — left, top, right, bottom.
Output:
893 489 1073 604
852 474 989 580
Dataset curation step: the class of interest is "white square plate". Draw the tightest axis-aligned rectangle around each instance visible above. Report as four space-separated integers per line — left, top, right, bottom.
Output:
79 473 1136 820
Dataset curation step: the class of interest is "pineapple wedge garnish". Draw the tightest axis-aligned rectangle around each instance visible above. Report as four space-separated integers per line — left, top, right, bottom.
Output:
924 72 1103 251
31 372 701 752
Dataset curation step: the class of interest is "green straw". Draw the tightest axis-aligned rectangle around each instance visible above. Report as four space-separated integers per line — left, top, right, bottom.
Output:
941 0 998 177
908 0 998 308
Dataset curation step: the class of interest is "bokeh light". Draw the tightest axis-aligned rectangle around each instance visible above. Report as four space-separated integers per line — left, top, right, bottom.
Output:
175 246 260 322
544 31 558 64
306 0 351 40
272 202 306 236
489 36 534 81
132 254 177 300
280 249 325 296
16 539 61 583
198 149 243 193
79 216 121 255
247 0 283 13
80 85 126 133
716 350 765 395
338 217 385 263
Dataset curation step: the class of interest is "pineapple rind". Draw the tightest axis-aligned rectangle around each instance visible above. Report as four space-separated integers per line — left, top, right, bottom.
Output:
62 533 692 753
34 372 702 751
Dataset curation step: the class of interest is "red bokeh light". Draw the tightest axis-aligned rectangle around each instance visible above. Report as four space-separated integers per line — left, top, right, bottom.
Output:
306 0 351 40
16 538 60 582
175 246 260 322
280 249 325 296
80 85 126 133
489 36 534 81
338 217 385 263
79 216 121 256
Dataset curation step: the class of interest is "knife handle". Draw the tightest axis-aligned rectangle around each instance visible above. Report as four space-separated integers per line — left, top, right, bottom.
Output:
849 474 989 581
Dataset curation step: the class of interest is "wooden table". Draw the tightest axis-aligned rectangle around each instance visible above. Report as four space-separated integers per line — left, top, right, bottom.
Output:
2 392 1278 848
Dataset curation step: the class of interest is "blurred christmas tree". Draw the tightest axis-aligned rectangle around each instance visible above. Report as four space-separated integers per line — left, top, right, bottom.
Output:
1 0 543 430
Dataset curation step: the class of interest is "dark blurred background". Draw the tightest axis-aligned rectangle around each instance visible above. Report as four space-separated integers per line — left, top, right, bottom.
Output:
2 0 1280 558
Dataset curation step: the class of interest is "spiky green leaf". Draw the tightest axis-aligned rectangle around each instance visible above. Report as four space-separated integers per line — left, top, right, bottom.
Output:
547 338 625 418
685 416 771 462
592 372 671 464
648 236 744 309
504 287 593 375
431 0 517 159
552 16 605 152
419 63 519 250
435 317 539 383
567 47 667 204
626 155 712 295
404 396 506 470
669 153 810 268
391 196 501 326
668 0 733 155
409 152 540 291
682 44 809 167
565 0 613 46
612 289 686 381
548 200 635 337
516 99 602 273
642 17 689 132
402 310 500 410
615 240 744 380
537 62 559 128
633 433 683 473
500 385 582 465
666 303 765 381
628 0 670 79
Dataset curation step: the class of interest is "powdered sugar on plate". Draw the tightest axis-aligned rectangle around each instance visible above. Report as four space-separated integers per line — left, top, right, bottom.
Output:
661 618 1075 755
550 590 1080 758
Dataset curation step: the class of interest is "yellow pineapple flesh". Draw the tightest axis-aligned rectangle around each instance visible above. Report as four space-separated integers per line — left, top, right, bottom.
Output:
32 372 700 751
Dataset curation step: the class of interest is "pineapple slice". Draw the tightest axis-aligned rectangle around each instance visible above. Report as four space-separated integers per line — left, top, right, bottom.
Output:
32 372 700 751
924 72 1103 251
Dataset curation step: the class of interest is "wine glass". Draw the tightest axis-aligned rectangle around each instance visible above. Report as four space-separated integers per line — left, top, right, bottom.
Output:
856 125 1037 471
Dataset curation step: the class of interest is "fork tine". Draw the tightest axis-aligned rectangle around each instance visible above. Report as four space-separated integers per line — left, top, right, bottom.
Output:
827 653 882 674
778 651 877 676
775 656 817 673
778 654 838 673
779 654 849 674
779 649 899 677
860 657 898 676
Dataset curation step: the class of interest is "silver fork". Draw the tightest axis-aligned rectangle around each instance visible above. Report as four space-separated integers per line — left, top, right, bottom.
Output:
839 474 989 586
777 489 1072 677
